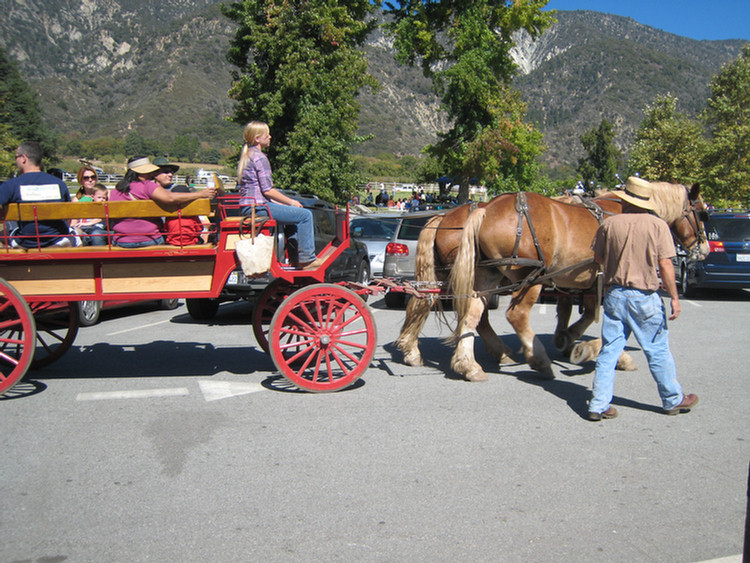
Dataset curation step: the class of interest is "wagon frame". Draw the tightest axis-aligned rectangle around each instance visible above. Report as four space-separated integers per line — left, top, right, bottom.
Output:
0 195 377 394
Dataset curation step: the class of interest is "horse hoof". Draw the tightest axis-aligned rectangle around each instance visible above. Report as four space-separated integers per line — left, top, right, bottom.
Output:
498 354 516 365
616 352 638 371
569 342 592 365
466 370 489 382
537 366 555 380
403 352 423 367
554 332 572 352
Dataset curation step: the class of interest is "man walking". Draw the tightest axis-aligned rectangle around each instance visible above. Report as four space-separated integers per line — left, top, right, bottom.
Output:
588 176 698 421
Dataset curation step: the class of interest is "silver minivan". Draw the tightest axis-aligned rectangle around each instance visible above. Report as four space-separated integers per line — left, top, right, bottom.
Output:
382 211 444 307
382 209 500 310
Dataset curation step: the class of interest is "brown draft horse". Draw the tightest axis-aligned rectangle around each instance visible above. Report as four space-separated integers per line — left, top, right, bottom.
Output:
396 183 709 381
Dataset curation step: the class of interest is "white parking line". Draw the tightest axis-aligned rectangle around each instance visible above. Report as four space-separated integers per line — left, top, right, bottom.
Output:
682 299 703 307
106 319 172 336
77 388 189 401
693 555 741 563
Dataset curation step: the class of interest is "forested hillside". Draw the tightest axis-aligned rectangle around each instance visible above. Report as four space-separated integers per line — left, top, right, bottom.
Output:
1 3 746 170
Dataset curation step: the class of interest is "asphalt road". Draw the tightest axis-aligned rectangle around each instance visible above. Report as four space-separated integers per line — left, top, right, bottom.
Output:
1 290 748 563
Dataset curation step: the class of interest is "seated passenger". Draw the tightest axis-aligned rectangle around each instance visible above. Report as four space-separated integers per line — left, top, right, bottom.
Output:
73 165 99 201
237 121 318 268
0 141 74 248
110 156 215 248
71 184 110 246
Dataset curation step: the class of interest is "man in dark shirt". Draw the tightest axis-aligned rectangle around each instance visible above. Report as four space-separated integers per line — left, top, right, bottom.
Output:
0 141 72 247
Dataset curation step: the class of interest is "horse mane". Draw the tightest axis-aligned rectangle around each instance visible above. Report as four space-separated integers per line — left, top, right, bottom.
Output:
648 182 687 224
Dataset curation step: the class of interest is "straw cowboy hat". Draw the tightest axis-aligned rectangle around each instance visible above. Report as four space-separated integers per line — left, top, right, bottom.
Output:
612 176 659 211
127 156 160 174
153 156 180 174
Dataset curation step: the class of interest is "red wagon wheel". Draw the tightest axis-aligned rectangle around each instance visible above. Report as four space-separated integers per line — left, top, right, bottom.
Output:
0 279 36 394
29 302 79 369
269 284 376 392
252 279 294 354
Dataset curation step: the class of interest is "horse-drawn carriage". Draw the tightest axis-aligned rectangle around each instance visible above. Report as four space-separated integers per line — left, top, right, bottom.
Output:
1 182 710 397
0 195 376 395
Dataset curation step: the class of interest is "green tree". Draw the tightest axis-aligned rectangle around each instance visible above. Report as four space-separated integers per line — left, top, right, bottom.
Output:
0 46 58 166
124 131 149 158
385 0 553 201
701 45 750 206
577 118 622 189
628 94 705 184
0 122 20 179
171 135 199 162
223 0 378 202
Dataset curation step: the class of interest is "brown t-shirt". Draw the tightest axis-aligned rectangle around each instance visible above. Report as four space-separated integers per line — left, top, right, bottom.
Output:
591 213 676 292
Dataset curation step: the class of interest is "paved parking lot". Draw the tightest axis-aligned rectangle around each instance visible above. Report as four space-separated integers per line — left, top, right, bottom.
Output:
1 291 748 562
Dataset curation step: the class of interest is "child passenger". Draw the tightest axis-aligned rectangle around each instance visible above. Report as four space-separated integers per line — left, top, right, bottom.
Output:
72 183 110 246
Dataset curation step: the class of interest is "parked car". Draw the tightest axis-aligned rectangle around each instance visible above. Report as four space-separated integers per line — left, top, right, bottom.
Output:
675 211 750 297
77 298 180 326
350 213 401 277
381 209 501 309
185 191 371 320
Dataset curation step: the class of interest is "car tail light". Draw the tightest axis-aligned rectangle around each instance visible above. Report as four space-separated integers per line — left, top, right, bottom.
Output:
386 242 409 255
709 240 725 253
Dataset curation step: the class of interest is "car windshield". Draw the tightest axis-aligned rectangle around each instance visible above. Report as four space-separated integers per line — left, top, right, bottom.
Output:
351 217 399 239
708 217 750 241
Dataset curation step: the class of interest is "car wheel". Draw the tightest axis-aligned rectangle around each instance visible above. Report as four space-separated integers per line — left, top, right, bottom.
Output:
384 290 407 308
186 298 220 320
159 298 180 310
78 300 102 327
356 260 371 302
680 266 696 298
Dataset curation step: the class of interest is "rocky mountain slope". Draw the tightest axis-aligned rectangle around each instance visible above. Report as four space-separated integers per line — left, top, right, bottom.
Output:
1 3 746 169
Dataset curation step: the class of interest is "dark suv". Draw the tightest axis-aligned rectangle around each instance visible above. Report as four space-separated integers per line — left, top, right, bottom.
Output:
186 191 371 320
676 211 750 296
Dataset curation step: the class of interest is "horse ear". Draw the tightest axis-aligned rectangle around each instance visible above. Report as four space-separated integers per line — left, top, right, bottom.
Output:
689 182 701 200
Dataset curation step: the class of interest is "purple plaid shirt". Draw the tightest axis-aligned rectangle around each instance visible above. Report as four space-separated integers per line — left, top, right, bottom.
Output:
239 147 273 207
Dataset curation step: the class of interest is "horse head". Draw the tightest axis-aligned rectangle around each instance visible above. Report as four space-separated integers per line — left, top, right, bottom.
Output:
673 183 710 261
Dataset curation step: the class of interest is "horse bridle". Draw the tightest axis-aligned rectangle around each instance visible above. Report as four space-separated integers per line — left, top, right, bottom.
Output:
674 186 708 260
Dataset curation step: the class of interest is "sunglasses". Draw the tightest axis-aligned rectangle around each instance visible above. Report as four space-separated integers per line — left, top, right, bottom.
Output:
82 174 97 180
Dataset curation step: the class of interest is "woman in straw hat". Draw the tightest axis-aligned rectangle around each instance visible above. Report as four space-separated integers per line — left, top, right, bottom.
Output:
587 176 698 421
110 156 216 247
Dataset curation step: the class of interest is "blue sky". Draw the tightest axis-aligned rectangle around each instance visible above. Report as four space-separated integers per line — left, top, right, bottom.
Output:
544 0 750 41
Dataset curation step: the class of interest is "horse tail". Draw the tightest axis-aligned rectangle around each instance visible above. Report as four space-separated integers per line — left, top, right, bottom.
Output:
396 214 444 364
448 207 486 344
414 214 443 284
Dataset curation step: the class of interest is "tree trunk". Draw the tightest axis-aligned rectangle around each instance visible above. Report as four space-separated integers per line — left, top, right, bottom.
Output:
457 177 471 204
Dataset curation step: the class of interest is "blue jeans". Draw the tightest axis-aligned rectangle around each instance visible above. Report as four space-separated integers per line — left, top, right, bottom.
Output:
242 203 315 263
80 224 110 246
115 236 165 248
590 286 684 413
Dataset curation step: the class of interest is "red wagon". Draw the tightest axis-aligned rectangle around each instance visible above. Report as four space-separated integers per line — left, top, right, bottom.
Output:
0 195 377 394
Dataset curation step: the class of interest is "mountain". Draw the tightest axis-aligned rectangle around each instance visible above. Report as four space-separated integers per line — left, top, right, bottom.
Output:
511 10 746 169
1 4 747 171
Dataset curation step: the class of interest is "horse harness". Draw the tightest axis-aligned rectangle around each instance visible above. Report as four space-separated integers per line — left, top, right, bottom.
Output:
474 192 612 296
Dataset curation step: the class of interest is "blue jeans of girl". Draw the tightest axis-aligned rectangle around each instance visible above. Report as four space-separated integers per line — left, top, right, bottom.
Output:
589 286 684 414
243 202 316 263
